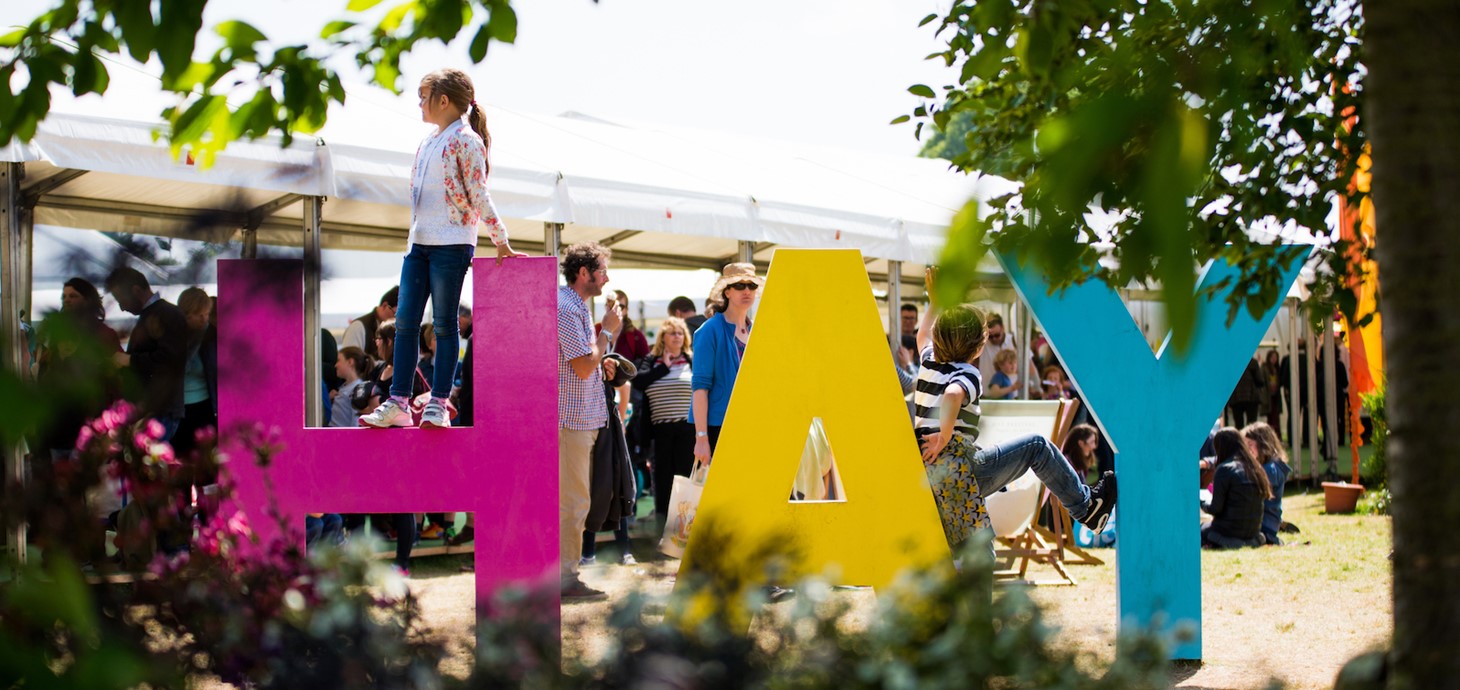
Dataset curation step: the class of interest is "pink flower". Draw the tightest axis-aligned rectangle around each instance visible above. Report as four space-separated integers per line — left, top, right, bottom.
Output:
145 419 165 440
226 511 251 538
133 432 151 450
100 408 126 433
75 426 94 449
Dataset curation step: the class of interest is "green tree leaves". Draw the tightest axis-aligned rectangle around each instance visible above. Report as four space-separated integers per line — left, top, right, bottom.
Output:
1 0 525 160
911 0 1367 350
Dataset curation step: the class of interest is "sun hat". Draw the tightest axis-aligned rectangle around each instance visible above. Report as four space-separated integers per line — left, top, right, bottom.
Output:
707 262 766 309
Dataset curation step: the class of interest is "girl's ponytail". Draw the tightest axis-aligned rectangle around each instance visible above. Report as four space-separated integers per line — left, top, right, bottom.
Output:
468 102 491 178
421 68 491 177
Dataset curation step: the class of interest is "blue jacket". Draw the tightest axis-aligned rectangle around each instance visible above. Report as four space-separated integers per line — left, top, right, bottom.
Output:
1261 459 1290 542
689 313 747 427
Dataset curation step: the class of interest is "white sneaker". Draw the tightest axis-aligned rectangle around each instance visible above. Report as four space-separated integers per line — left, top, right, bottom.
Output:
359 399 412 428
419 400 450 428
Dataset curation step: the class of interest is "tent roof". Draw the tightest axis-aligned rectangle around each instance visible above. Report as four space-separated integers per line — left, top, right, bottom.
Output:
6 91 1010 286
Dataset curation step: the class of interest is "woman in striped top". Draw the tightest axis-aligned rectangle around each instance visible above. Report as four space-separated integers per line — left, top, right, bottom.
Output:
633 317 695 526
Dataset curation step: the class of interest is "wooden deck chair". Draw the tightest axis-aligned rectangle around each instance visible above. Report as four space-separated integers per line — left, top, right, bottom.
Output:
980 400 1078 585
1029 399 1106 568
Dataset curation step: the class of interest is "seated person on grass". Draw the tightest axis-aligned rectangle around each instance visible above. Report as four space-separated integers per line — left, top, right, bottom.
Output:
913 268 1117 552
1199 427 1272 549
1242 421 1290 546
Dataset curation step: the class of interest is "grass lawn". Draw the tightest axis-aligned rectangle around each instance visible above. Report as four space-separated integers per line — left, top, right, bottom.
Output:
1027 486 1391 689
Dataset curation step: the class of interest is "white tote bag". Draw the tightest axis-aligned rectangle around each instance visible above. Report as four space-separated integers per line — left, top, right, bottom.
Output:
659 461 709 558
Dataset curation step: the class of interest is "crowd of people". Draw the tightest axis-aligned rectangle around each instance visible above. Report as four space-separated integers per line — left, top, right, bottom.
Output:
22 63 1325 589
32 237 1267 582
30 267 220 563
1227 338 1356 461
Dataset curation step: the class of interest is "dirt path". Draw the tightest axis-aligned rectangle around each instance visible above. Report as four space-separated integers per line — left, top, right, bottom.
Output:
408 490 1391 689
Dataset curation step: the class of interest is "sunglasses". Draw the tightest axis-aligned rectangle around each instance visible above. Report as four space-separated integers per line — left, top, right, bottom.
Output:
726 282 759 292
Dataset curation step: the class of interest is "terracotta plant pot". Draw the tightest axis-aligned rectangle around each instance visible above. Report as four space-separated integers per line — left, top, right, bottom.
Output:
1322 481 1366 514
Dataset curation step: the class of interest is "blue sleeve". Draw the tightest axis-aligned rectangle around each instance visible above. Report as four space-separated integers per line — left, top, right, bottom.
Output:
896 362 916 395
692 329 716 393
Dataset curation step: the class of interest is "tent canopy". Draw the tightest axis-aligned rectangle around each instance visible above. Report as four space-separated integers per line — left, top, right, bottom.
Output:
5 93 1017 286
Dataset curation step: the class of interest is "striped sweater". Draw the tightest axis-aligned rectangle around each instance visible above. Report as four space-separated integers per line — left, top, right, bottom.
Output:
912 345 983 443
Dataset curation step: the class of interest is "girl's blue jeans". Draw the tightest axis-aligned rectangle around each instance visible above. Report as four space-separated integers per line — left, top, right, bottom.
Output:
390 243 474 400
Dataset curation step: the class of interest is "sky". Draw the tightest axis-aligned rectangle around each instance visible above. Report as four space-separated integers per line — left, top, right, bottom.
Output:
5 0 962 327
3 0 960 157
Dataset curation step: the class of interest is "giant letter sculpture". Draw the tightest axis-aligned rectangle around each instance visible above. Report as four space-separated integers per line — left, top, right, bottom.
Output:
679 249 949 588
999 249 1309 659
217 258 559 606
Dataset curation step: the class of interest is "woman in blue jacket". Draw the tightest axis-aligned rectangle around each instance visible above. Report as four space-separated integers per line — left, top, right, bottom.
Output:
691 263 764 465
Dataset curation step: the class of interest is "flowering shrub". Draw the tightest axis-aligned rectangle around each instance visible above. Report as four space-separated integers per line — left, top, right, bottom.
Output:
5 403 1177 689
3 402 446 689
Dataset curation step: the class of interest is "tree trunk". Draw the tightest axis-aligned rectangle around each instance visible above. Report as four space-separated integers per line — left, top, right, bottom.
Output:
1365 1 1460 687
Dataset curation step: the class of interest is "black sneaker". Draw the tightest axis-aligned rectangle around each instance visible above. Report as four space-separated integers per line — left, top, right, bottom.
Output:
561 579 608 601
1078 471 1117 533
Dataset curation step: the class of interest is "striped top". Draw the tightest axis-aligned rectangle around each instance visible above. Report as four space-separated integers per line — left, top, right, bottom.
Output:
912 345 982 443
644 358 694 423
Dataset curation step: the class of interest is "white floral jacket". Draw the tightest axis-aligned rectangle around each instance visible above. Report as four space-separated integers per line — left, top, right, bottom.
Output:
411 123 508 246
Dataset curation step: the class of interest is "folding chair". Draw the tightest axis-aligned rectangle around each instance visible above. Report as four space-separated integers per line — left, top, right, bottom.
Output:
980 399 1080 585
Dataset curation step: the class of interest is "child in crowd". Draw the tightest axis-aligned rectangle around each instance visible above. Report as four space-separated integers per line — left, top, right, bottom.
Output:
986 348 1021 399
330 346 371 428
1242 421 1290 546
1040 364 1073 400
360 67 524 430
1200 427 1272 548
914 269 1116 552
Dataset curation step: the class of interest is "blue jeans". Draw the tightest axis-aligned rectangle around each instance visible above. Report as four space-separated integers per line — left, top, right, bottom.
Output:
972 434 1093 520
390 243 474 400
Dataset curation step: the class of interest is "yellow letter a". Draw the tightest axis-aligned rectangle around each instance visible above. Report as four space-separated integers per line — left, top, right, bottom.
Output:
679 249 950 589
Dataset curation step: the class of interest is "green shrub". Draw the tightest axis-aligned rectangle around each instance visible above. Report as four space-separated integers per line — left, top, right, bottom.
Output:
1357 487 1392 516
1360 384 1388 489
472 523 1178 689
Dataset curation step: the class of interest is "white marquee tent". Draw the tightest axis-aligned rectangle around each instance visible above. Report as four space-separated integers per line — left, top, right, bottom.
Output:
0 94 1021 428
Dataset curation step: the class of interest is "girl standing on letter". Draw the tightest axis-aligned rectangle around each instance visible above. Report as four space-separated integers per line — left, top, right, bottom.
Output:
362 68 524 430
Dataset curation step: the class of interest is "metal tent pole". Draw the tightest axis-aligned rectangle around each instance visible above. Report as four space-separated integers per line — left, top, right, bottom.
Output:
1288 301 1301 476
303 197 324 428
241 228 258 259
1019 300 1033 400
887 261 902 354
2 162 26 565
1314 318 1325 478
18 204 31 326
737 240 754 265
1321 314 1339 474
545 222 561 259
